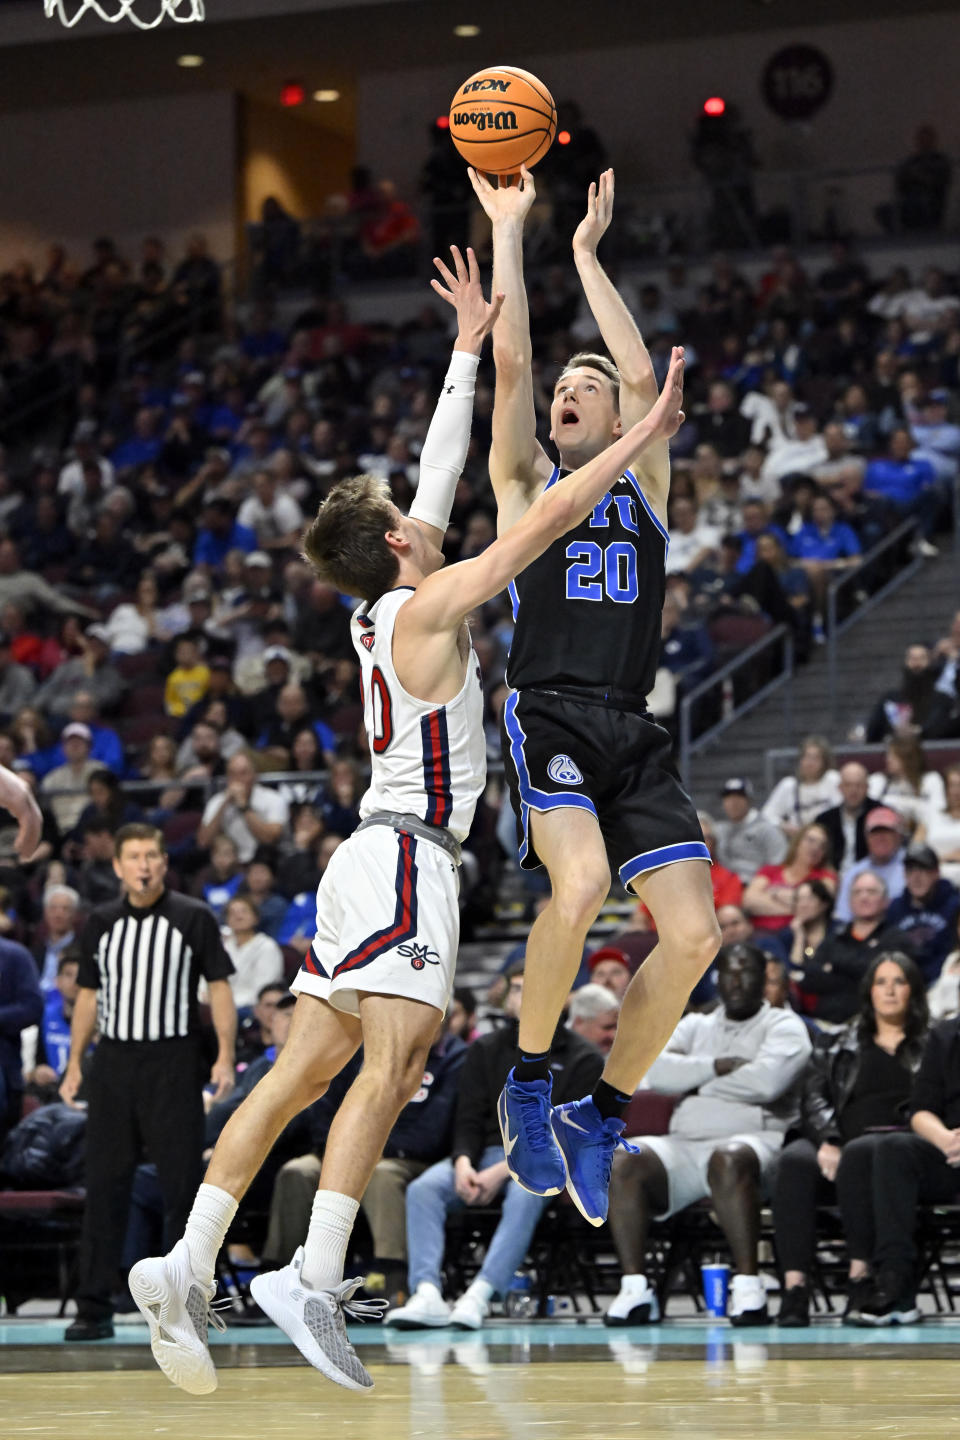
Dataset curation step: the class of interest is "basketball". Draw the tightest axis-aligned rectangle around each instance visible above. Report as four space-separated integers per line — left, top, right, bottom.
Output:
448 65 557 175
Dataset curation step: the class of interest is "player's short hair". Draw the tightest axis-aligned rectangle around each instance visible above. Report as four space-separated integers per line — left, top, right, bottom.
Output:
557 352 621 410
115 822 166 858
301 474 400 604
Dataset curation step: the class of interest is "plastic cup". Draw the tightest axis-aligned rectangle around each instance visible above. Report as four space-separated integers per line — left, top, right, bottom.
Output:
701 1262 731 1318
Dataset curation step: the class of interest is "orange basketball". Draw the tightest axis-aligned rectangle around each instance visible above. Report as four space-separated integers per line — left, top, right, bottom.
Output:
448 65 556 176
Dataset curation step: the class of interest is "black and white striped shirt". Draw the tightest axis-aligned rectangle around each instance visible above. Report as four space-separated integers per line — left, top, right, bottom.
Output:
78 890 233 1042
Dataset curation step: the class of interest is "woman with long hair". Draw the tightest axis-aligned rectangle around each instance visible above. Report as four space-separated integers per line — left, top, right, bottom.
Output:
743 822 836 932
785 878 835 976
761 735 841 837
773 951 929 1327
102 572 161 655
915 763 960 888
871 734 945 828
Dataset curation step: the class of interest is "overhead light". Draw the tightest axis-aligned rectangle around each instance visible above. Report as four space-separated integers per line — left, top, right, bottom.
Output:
313 89 341 103
453 24 481 37
176 54 204 68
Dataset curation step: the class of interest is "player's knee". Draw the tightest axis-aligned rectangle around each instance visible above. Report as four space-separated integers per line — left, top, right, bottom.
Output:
707 1143 758 1191
659 908 721 976
551 862 611 930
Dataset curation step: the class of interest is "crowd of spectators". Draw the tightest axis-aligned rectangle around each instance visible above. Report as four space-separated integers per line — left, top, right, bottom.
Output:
1 217 960 1328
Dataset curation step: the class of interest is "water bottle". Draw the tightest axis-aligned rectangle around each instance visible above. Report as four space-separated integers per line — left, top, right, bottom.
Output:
504 1271 535 1319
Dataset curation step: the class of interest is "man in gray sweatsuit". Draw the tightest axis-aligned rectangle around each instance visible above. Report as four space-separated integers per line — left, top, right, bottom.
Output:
604 942 811 1328
713 777 787 884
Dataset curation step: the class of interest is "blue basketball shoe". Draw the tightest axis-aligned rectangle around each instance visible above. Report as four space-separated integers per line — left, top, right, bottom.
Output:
497 1070 565 1197
552 1096 640 1226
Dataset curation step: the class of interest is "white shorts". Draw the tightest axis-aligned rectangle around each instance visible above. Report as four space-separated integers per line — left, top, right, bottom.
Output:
290 825 460 1019
636 1131 784 1219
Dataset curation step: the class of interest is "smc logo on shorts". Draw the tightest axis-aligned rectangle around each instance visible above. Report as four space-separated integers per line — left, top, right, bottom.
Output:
547 754 584 786
398 941 440 971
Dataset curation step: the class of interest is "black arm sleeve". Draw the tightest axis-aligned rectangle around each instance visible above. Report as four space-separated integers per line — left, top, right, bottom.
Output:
77 914 105 991
908 1026 948 1121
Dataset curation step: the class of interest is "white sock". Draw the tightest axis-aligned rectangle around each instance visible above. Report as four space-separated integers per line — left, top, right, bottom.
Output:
465 1277 494 1305
621 1273 648 1292
300 1190 360 1291
183 1184 238 1287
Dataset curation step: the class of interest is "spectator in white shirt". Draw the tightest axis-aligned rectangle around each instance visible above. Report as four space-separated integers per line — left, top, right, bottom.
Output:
197 750 289 863
760 406 829 488
57 421 115 500
761 737 841 838
221 895 284 1010
665 496 721 576
237 471 304 550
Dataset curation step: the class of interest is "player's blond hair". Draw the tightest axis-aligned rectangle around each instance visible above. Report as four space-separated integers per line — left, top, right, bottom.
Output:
301 474 400 604
557 352 621 411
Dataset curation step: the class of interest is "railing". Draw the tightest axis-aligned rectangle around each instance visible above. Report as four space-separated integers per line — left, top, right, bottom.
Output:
678 623 794 790
0 254 238 450
764 739 960 800
825 518 922 734
244 155 960 299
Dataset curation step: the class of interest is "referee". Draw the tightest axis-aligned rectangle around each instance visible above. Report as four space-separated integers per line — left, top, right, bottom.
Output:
60 822 237 1341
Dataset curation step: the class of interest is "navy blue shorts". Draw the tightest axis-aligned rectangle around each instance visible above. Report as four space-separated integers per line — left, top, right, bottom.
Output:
500 687 708 888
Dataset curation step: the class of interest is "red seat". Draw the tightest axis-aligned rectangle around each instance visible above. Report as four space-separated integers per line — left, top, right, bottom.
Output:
708 614 771 655
623 1089 677 1139
161 811 202 851
123 683 167 717
116 651 165 683
0 1190 84 1214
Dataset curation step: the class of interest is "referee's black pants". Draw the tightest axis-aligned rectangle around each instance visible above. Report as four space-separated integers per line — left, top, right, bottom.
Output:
76 1038 206 1320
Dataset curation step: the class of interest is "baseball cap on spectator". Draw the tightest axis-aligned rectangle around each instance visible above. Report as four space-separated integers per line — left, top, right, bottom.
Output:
263 646 292 665
927 389 950 405
587 946 632 978
865 806 902 833
184 371 206 386
245 552 273 569
73 420 99 444
85 623 111 644
63 723 92 743
793 403 814 420
904 843 939 870
188 590 212 604
721 778 753 797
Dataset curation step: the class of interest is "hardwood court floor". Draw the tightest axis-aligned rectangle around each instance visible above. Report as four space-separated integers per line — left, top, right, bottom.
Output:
3 1322 960 1440
3 1356 960 1440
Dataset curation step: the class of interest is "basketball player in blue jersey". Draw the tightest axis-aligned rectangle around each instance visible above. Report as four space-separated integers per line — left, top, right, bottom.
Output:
470 164 721 1225
127 244 687 1398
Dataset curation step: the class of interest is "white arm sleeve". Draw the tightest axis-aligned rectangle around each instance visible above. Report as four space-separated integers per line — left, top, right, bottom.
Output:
408 349 480 533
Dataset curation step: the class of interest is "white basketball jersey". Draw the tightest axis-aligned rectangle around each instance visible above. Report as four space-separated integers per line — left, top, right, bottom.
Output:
352 587 486 843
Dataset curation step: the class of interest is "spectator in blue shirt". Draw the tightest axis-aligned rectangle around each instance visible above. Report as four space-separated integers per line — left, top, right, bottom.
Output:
660 592 714 686
864 428 943 545
735 499 790 574
193 498 257 569
789 493 862 641
884 844 960 984
276 889 318 954
111 408 163 473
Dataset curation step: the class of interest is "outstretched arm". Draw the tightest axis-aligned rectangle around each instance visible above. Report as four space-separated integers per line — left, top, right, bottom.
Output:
0 765 42 860
469 167 554 527
408 347 685 630
409 245 504 548
573 170 670 516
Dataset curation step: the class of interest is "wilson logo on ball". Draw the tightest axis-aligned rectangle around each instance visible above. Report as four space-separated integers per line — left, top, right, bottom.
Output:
461 78 511 94
452 110 519 133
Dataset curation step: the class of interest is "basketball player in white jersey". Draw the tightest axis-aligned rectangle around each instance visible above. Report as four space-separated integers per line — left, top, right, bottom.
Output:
128 246 687 1396
470 166 721 1229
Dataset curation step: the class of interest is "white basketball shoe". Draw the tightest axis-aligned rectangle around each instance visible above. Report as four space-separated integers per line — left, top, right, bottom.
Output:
128 1237 224 1395
250 1247 386 1392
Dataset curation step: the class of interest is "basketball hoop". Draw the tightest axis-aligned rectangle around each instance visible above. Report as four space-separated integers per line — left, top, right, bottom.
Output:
44 0 204 28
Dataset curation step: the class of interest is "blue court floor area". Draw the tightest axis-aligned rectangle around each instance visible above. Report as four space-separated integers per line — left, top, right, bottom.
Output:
2 1312 959 1371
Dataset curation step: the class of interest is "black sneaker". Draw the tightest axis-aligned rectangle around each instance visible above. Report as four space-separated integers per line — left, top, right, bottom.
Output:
842 1276 874 1325
856 1270 921 1327
64 1316 114 1341
777 1285 809 1328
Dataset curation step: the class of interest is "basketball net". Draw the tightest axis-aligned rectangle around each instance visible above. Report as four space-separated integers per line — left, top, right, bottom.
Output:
44 0 204 28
